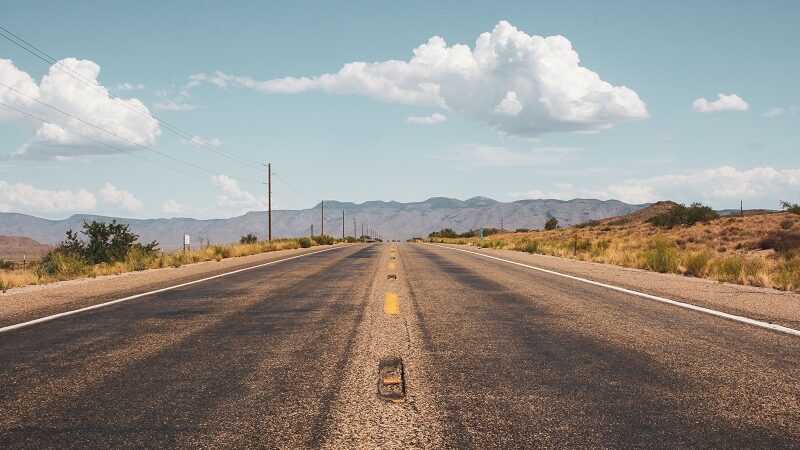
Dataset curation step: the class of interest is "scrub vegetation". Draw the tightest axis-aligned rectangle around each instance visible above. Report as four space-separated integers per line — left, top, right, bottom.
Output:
0 220 346 292
424 201 800 292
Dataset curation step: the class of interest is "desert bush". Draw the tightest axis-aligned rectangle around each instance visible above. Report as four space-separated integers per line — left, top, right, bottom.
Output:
683 251 710 277
780 200 800 214
0 279 12 293
780 219 795 230
311 235 335 246
713 256 744 283
520 239 539 253
544 216 559 230
240 233 258 244
35 251 90 279
648 203 719 228
125 247 159 271
758 230 800 256
772 258 800 291
644 237 680 273
298 237 313 248
0 259 14 270
515 228 530 233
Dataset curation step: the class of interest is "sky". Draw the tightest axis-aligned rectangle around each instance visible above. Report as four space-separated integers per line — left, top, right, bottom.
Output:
1 0 799 219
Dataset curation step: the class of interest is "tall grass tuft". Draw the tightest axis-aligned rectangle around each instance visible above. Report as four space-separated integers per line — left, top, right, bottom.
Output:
644 237 680 273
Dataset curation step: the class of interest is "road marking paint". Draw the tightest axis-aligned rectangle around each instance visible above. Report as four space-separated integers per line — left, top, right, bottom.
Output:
384 292 400 314
432 244 800 338
0 245 351 334
388 262 396 270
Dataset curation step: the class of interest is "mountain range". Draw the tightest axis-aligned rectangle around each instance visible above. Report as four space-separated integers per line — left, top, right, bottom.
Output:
0 197 647 252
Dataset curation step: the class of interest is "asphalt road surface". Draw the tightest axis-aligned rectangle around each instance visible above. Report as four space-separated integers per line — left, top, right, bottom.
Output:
1 243 798 448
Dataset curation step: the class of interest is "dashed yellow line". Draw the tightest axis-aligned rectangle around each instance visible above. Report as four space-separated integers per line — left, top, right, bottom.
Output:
384 292 400 314
388 262 396 270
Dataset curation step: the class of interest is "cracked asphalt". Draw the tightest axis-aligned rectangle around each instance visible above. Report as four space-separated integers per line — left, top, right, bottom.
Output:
1 243 798 448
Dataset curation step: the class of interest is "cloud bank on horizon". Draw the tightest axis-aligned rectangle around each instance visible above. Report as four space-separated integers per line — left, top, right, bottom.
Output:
192 21 649 137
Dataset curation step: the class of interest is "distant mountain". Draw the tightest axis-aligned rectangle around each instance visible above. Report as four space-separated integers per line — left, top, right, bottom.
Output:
0 197 648 251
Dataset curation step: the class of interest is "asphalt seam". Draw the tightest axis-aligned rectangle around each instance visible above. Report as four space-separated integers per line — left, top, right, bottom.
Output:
432 244 800 338
0 245 351 334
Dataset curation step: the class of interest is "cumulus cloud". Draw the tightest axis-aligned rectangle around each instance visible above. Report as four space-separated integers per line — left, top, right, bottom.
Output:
0 180 97 214
211 174 266 214
434 145 579 170
192 21 647 137
691 93 749 113
510 166 800 206
162 199 187 215
180 135 223 147
0 58 161 159
406 113 447 125
98 182 144 212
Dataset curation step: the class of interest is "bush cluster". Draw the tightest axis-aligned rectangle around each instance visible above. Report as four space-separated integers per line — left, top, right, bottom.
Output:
647 203 719 228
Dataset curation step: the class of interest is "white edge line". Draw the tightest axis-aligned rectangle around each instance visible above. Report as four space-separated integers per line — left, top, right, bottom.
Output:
432 244 800 338
0 245 350 334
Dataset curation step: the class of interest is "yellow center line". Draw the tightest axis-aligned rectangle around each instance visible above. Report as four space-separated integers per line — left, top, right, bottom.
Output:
388 262 396 270
384 292 400 314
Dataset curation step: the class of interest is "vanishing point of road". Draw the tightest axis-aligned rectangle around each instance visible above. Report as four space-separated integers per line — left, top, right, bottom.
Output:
1 243 798 448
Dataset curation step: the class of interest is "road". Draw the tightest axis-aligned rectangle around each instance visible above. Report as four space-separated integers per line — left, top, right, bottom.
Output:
1 243 798 448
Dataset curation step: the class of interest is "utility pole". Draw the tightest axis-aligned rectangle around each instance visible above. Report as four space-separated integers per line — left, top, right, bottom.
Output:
740 200 744 217
265 163 273 241
353 218 356 238
342 210 345 240
311 224 313 236
501 216 504 231
361 223 364 238
321 200 324 236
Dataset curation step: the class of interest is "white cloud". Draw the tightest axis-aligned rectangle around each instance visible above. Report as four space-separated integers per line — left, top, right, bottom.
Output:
211 174 266 214
493 91 523 116
0 58 161 159
113 82 145 91
510 166 800 206
763 107 785 118
162 199 187 215
691 93 749 113
180 135 223 147
406 113 447 125
192 21 647 137
435 145 579 170
0 180 97 214
153 101 202 111
98 182 143 212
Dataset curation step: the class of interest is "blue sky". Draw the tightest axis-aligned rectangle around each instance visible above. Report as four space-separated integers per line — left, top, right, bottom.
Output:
1 1 798 219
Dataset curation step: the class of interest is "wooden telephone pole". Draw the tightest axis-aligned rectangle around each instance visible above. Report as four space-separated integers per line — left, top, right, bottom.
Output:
266 163 272 241
321 200 324 236
342 210 345 240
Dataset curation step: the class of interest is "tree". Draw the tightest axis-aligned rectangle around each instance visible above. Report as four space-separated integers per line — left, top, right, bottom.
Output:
780 200 800 214
56 220 158 264
544 216 559 230
240 233 258 244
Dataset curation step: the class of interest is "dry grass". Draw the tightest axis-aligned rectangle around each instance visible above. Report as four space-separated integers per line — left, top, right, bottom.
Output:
0 238 331 292
427 211 800 292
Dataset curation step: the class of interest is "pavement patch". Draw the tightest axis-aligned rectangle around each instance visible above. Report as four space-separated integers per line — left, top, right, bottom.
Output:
387 274 397 280
377 357 405 402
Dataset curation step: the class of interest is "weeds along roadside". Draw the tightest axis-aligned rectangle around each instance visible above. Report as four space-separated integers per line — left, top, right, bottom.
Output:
423 212 800 293
0 237 346 293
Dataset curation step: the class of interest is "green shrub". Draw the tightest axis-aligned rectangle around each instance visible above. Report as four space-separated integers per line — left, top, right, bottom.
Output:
683 251 709 277
520 239 539 253
644 237 680 273
298 237 313 248
544 216 559 230
35 251 90 279
714 256 744 282
240 233 258 244
125 247 158 271
648 203 719 228
780 200 800 215
311 235 335 245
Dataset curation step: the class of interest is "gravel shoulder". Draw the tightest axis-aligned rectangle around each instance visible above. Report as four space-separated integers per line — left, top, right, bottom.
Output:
0 244 351 328
433 243 800 330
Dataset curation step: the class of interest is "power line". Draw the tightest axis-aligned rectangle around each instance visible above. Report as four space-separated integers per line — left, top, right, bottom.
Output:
0 101 210 182
0 82 262 186
0 24 264 170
